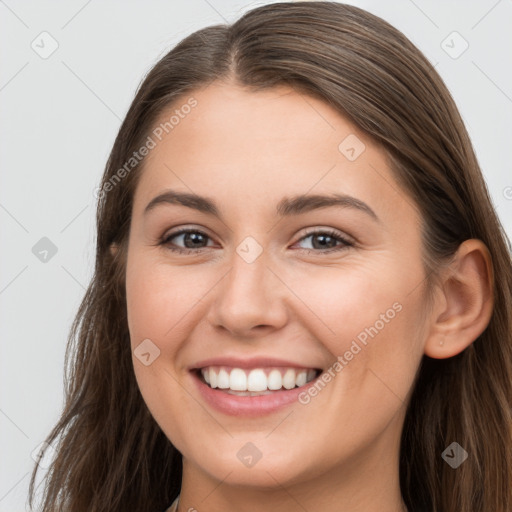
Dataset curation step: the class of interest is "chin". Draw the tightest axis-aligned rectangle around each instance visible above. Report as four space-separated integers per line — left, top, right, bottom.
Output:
183 440 316 490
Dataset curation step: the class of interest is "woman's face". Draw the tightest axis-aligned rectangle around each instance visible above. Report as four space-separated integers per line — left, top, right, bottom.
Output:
125 82 430 490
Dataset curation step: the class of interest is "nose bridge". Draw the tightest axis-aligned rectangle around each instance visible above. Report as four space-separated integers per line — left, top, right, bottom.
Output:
208 236 287 334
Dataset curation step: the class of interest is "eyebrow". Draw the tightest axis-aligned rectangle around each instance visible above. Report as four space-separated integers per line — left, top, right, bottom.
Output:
144 189 379 222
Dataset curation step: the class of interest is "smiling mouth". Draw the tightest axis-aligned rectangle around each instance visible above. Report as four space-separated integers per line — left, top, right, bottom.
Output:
195 366 322 396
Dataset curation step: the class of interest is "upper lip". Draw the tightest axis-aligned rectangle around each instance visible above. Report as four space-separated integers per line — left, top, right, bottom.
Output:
189 356 322 371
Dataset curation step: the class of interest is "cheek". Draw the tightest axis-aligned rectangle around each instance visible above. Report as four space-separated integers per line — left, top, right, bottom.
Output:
287 260 425 392
284 264 402 345
125 255 203 448
125 256 204 344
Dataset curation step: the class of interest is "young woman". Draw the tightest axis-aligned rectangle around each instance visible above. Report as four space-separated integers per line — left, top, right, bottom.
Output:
29 2 512 511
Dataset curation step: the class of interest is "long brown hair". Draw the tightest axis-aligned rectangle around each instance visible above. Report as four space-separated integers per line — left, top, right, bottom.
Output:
28 2 512 511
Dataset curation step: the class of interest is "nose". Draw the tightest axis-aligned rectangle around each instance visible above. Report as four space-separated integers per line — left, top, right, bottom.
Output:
206 246 288 338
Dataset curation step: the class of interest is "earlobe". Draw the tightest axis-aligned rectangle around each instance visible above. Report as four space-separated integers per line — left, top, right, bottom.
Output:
424 239 494 359
110 243 119 257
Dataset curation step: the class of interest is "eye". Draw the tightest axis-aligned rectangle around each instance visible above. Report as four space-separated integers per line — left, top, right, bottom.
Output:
158 227 354 255
159 228 214 254
293 229 354 254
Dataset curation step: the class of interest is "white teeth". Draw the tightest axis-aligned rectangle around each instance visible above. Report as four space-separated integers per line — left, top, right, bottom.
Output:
209 368 218 389
267 369 282 390
229 368 247 391
282 368 296 389
217 368 230 389
296 370 307 387
247 369 267 392
200 366 318 393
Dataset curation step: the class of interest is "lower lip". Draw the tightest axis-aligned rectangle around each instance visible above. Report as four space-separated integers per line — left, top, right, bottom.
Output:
191 371 319 417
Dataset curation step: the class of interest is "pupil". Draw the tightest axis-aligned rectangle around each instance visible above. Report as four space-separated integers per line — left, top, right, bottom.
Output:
185 232 205 248
313 234 335 249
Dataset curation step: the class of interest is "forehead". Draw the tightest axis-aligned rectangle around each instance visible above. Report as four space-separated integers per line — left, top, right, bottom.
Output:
161 82 348 156
132 82 418 227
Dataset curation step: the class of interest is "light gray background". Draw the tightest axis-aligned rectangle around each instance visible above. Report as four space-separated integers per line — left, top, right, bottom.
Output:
1 0 511 509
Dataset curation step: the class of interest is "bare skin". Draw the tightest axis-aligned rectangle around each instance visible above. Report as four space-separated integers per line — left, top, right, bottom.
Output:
119 80 493 512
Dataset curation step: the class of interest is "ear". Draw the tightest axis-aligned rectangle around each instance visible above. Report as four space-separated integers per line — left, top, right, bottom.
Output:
424 239 494 359
110 243 119 256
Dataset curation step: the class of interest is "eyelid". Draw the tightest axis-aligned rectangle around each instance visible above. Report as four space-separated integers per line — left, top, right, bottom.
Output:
296 226 355 244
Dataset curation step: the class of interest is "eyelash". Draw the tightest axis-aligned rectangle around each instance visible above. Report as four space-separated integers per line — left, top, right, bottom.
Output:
158 227 354 255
